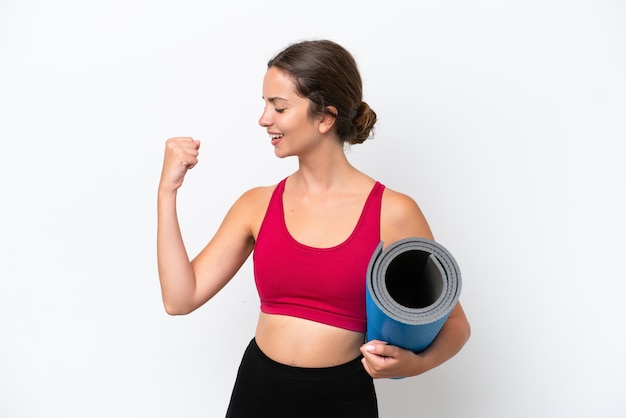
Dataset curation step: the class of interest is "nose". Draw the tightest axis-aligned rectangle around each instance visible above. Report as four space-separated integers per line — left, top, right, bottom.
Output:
258 107 272 128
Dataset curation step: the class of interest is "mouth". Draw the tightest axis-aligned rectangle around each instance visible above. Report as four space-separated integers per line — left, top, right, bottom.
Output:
270 133 284 145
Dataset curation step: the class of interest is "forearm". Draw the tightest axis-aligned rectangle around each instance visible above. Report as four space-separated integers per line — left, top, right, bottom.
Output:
412 305 471 375
360 302 470 379
157 189 197 315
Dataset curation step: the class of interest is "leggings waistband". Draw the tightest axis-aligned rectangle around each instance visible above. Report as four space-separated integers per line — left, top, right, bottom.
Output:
247 337 366 380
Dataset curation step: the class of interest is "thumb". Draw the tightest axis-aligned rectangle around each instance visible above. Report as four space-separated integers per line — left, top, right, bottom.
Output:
362 341 389 356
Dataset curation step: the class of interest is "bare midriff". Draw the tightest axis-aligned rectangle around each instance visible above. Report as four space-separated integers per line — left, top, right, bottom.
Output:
255 312 365 367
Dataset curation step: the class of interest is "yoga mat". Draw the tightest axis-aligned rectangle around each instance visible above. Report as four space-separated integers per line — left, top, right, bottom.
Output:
366 237 462 354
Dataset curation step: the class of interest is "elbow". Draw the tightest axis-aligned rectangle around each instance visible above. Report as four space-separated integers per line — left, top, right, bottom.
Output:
164 307 188 316
163 301 195 316
453 302 471 345
462 318 472 345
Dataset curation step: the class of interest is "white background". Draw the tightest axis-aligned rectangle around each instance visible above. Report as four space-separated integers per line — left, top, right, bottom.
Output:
1 0 625 417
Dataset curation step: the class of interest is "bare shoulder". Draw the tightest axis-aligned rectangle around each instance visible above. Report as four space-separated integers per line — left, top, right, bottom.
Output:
381 187 434 244
227 183 278 238
226 183 276 218
236 184 276 205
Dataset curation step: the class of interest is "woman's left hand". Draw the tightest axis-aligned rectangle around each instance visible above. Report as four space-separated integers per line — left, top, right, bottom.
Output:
360 340 423 379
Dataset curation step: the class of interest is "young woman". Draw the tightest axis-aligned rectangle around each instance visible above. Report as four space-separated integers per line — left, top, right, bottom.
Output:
157 39 470 417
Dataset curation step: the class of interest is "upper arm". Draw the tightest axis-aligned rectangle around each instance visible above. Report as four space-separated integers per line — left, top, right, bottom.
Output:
188 187 269 308
380 188 434 247
381 189 471 357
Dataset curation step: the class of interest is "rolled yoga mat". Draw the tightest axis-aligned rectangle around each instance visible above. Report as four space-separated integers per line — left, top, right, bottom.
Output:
366 237 462 353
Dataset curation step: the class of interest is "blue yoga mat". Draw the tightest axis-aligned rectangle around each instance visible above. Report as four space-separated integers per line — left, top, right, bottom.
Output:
366 237 462 353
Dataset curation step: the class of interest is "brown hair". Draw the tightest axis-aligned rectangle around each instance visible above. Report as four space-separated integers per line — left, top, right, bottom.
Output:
267 39 377 145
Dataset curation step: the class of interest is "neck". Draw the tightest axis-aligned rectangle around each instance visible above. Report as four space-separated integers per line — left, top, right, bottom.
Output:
292 142 356 192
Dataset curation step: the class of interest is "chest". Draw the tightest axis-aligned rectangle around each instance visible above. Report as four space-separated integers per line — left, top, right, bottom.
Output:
283 194 367 248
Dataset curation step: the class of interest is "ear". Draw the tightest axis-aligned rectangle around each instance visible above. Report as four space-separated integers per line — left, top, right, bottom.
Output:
318 106 338 135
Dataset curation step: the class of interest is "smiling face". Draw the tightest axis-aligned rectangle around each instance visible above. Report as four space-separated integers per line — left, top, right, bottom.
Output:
258 66 326 158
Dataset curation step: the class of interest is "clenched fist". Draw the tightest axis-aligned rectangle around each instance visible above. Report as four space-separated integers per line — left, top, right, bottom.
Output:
159 137 201 192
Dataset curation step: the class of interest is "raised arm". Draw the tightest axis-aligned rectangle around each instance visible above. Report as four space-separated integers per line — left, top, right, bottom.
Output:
157 137 256 315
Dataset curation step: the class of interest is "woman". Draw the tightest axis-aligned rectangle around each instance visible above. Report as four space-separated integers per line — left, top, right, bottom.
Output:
157 39 470 417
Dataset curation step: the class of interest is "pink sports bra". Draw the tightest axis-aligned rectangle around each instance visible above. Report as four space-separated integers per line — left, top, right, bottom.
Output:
253 177 384 333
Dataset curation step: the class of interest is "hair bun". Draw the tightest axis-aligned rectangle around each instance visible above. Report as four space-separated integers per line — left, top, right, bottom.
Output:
350 101 377 145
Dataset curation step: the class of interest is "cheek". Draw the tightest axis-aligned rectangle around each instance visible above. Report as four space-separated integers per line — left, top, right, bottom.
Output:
288 113 314 131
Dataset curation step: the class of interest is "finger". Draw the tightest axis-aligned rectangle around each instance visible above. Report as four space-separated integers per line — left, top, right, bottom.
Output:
166 136 193 147
165 142 199 165
180 137 200 149
361 354 389 379
365 339 388 346
181 158 199 169
181 139 200 153
362 341 390 357
181 142 200 159
166 137 200 153
167 136 196 142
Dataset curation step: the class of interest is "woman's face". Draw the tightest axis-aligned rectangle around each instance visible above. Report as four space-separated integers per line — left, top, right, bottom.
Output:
259 66 323 158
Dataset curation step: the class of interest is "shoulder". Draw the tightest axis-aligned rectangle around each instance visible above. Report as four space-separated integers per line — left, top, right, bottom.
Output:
380 186 434 245
239 184 277 202
224 182 281 235
231 183 278 214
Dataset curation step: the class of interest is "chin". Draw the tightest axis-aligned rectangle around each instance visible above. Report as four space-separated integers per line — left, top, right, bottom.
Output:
273 148 292 159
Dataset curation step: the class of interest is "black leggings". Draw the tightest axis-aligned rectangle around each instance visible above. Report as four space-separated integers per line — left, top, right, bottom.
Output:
225 338 378 418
